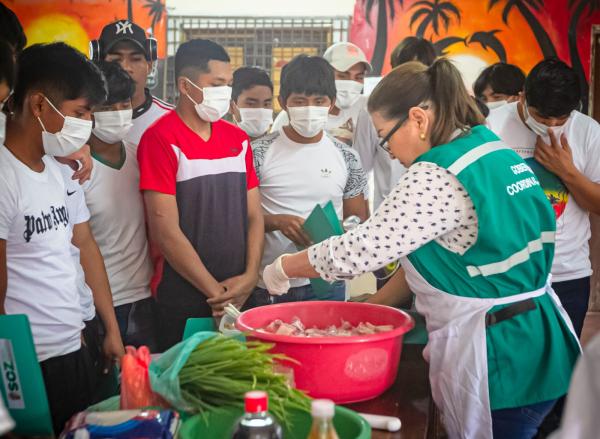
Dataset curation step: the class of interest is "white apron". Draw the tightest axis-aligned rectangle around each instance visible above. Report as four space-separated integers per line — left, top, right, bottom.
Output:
401 257 578 439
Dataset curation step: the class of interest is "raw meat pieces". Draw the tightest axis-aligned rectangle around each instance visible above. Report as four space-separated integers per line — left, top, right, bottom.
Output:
259 317 394 337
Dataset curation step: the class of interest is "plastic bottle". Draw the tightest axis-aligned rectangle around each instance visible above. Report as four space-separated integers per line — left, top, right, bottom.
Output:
307 399 339 439
231 391 283 439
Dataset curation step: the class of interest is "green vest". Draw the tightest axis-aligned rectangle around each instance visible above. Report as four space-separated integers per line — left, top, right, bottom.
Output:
408 125 580 409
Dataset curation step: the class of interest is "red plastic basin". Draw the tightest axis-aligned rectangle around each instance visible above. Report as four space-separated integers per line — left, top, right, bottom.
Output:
236 301 414 403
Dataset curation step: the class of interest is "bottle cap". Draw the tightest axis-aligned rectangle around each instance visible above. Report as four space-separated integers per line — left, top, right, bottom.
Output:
245 391 268 413
311 399 335 419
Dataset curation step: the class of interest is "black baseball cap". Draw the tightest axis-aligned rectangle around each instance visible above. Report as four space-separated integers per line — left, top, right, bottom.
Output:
99 20 149 59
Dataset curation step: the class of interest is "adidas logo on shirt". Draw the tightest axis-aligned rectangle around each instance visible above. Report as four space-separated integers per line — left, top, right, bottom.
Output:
321 168 332 178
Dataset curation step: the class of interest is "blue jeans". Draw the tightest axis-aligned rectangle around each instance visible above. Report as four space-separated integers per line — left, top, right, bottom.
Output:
491 399 556 439
552 276 590 338
253 281 346 304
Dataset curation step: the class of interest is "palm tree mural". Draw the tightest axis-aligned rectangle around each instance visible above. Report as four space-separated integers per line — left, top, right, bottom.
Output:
469 30 507 62
143 0 166 35
363 0 404 74
488 0 556 59
569 0 599 113
409 0 461 38
433 36 467 55
408 1 506 64
433 31 507 63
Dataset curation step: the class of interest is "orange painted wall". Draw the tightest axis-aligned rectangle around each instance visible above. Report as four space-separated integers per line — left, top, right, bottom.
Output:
5 0 167 58
351 0 600 77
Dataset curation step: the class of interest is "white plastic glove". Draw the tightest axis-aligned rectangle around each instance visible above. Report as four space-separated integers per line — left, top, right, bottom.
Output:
263 254 292 296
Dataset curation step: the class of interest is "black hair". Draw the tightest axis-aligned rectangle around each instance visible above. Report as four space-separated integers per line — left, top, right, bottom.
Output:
0 39 15 90
175 39 230 79
525 58 581 118
13 42 107 112
474 96 489 118
232 66 273 102
95 60 136 105
0 3 26 53
473 62 525 99
390 37 436 68
280 55 336 103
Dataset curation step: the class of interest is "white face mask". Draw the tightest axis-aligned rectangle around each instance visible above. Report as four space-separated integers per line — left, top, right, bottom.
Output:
335 80 363 110
288 106 330 138
185 78 232 122
523 101 569 141
38 97 92 157
92 109 133 144
486 100 507 110
0 112 5 146
237 107 273 138
0 97 9 145
0 107 5 145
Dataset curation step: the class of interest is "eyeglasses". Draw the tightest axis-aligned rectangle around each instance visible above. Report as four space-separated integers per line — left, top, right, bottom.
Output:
378 114 408 154
378 105 429 154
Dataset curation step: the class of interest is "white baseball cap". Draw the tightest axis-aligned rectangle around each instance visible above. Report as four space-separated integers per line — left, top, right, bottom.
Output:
323 42 372 73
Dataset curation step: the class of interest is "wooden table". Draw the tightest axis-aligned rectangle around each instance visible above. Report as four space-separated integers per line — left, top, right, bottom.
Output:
345 344 443 439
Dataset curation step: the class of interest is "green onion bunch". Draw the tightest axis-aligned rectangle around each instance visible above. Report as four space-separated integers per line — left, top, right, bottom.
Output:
178 334 311 426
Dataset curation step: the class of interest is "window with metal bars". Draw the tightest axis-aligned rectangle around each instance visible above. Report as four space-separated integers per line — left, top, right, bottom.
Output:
156 15 350 108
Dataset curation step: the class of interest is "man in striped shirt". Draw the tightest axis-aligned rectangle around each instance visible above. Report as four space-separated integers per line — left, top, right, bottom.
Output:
138 39 265 350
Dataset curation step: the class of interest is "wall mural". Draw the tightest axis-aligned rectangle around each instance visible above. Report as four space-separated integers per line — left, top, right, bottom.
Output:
350 0 600 110
6 0 167 59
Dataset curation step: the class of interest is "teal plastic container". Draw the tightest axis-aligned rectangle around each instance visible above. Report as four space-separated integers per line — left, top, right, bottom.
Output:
179 406 370 439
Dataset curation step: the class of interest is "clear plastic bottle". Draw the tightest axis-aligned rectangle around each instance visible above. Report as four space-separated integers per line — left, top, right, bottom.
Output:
307 399 339 439
231 391 283 439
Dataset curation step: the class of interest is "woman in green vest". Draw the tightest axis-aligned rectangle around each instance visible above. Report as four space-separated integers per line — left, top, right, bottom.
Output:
262 59 580 439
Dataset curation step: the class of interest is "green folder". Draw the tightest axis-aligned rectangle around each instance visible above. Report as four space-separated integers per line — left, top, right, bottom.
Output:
302 201 345 297
0 314 54 436
303 201 344 241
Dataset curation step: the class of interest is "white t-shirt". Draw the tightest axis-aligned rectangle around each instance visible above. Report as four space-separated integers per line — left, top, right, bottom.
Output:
83 142 153 307
58 163 95 322
0 146 83 362
487 102 600 282
252 129 367 288
353 105 407 209
271 96 366 147
125 91 173 150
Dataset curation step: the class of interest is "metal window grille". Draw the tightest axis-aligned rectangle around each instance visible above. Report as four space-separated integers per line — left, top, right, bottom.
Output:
160 15 350 106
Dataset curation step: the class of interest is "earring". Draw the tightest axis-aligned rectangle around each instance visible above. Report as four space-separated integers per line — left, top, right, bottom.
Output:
419 132 426 140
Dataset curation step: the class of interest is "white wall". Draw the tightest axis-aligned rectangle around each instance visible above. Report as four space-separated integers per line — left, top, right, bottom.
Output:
167 0 355 17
